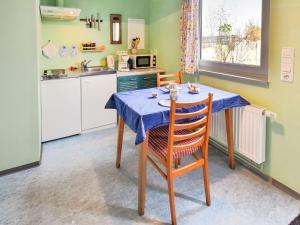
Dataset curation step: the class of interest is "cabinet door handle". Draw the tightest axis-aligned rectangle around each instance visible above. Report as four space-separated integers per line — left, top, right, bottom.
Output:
129 78 136 81
143 77 151 80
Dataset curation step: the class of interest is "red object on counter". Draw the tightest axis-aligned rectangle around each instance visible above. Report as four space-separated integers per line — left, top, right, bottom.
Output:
69 66 78 71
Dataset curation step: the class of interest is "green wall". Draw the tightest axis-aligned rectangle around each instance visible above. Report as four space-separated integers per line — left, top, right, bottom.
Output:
0 0 41 171
149 0 181 73
40 0 150 70
1 0 298 194
149 0 300 193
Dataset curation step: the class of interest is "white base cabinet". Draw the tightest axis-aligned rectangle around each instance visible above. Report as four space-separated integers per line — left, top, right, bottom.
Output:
81 74 117 131
41 78 81 142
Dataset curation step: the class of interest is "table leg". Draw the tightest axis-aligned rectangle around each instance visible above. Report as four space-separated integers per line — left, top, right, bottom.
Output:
225 109 235 169
116 116 125 168
138 132 149 216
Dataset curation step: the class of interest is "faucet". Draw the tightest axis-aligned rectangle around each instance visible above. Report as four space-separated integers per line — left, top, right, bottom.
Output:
81 60 92 72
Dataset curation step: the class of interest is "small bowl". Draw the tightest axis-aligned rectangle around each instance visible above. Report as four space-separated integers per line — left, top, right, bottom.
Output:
188 84 199 94
151 91 158 98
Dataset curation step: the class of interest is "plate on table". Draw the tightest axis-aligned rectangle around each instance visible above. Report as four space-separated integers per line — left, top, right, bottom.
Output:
158 99 171 107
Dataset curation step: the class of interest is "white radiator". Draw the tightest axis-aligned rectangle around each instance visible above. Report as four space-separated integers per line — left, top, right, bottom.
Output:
210 106 267 164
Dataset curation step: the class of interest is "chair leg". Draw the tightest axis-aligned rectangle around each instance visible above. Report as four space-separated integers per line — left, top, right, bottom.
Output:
167 175 177 225
174 158 181 169
177 158 181 166
174 159 179 168
203 159 211 206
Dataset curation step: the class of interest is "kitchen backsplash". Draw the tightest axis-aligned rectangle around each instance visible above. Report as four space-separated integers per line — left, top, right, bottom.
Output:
40 0 150 72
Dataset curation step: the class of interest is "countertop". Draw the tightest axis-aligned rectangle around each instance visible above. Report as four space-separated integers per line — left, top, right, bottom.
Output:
41 68 165 81
117 68 165 77
41 69 117 81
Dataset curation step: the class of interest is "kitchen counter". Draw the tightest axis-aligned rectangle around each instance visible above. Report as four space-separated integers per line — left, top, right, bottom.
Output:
117 68 165 77
41 69 117 81
41 68 165 81
41 69 117 142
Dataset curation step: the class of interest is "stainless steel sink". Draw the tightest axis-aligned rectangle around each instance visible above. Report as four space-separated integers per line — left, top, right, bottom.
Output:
80 67 116 77
85 66 106 72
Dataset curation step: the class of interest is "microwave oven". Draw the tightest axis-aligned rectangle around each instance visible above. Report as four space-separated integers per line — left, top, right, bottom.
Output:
129 54 157 69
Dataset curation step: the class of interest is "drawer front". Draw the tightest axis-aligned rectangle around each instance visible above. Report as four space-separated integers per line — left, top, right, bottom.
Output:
138 74 157 89
117 76 138 92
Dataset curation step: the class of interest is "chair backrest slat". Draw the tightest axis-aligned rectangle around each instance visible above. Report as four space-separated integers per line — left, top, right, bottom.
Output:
173 116 207 131
173 136 205 151
157 71 183 87
159 74 180 79
173 126 206 142
175 98 209 108
175 106 208 120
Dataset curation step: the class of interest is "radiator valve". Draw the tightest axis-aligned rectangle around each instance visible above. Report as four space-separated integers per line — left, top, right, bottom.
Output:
264 110 277 119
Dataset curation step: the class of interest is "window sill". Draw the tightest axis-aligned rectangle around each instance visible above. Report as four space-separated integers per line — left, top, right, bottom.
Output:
198 70 269 88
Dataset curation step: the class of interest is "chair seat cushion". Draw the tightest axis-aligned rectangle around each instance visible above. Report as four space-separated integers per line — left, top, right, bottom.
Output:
148 125 202 160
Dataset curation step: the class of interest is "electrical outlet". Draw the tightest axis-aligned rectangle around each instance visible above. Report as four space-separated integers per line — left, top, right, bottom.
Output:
281 47 295 83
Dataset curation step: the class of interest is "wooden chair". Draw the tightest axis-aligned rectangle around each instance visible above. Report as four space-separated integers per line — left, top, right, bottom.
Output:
147 93 213 225
157 71 183 87
157 71 184 168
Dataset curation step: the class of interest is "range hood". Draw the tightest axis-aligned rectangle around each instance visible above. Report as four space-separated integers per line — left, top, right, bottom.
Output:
40 0 81 21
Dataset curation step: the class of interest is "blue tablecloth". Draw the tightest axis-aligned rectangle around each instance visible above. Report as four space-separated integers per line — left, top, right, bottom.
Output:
106 84 249 145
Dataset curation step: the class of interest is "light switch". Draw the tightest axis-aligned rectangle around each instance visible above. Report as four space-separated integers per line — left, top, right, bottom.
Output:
281 47 295 83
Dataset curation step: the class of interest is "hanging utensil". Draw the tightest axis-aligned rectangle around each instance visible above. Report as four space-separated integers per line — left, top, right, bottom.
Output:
97 13 100 31
90 15 94 28
85 16 89 27
93 17 96 28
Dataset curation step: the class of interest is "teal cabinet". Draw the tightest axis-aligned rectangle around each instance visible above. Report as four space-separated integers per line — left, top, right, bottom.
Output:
117 76 139 92
139 74 157 89
117 74 157 92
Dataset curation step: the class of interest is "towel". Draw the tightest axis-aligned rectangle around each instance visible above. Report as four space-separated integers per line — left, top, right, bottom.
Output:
42 41 58 59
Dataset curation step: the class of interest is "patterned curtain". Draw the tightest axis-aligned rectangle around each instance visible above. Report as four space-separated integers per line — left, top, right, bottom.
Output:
180 0 200 75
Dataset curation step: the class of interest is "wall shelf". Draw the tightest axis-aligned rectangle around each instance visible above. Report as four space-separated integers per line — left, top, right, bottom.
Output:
80 45 106 53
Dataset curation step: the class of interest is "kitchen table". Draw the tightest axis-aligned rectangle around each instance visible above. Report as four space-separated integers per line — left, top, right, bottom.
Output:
105 83 249 215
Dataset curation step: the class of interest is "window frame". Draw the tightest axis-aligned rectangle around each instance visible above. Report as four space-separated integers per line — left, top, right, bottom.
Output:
198 0 270 84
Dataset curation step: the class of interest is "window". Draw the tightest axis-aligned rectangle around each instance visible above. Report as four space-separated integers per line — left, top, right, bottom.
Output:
199 0 270 84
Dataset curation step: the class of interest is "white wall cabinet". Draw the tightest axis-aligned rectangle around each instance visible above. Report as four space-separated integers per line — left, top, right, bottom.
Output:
81 74 117 131
41 78 81 142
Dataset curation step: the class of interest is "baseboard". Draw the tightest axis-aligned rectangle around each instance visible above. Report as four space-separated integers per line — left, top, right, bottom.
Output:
271 179 300 201
209 139 269 180
209 140 300 201
0 161 40 177
81 123 117 134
